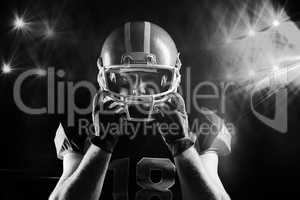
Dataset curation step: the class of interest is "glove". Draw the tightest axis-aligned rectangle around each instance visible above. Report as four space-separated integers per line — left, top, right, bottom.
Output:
90 91 125 153
153 93 195 157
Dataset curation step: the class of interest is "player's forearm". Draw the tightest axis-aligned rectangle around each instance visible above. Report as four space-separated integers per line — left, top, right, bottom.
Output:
174 146 226 200
51 144 111 200
200 151 231 199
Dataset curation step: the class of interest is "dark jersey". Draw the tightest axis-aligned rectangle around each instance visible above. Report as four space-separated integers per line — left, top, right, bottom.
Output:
54 111 232 200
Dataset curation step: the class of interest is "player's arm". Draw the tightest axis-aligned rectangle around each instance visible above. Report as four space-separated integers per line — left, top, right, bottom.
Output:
175 147 230 200
174 148 222 200
200 151 230 198
194 108 232 198
49 146 111 200
155 93 230 200
49 152 83 200
49 92 121 200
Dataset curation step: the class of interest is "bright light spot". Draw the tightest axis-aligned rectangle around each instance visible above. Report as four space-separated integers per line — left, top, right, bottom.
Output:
248 29 256 37
225 73 232 79
35 68 47 76
249 69 256 77
44 26 55 38
272 65 280 72
225 38 232 44
272 19 280 27
1 63 12 74
43 21 56 39
14 16 25 29
12 14 30 32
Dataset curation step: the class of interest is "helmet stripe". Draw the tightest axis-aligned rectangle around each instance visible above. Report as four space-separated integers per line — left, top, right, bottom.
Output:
124 22 132 52
144 22 151 53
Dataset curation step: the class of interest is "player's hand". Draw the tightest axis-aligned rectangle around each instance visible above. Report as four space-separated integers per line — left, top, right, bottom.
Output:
91 91 125 153
153 93 195 157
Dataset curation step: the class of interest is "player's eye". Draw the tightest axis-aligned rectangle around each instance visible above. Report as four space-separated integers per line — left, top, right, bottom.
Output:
161 75 167 87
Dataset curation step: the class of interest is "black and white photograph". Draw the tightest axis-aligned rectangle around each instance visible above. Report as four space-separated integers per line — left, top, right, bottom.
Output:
0 0 299 199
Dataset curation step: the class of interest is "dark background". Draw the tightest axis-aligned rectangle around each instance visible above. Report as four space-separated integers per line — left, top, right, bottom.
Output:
0 0 300 199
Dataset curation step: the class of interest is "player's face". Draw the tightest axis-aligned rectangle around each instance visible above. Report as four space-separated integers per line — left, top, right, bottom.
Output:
105 68 174 96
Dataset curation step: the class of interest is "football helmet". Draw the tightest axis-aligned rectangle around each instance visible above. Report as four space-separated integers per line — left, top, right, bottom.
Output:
97 21 182 121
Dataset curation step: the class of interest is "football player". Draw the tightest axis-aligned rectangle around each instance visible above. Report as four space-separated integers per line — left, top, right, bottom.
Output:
49 21 231 200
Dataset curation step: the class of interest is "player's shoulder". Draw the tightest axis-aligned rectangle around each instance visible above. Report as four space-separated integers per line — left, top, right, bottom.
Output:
54 119 91 160
191 107 233 156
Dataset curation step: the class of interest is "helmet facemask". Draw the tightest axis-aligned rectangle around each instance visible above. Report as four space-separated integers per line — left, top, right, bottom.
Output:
97 52 181 122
